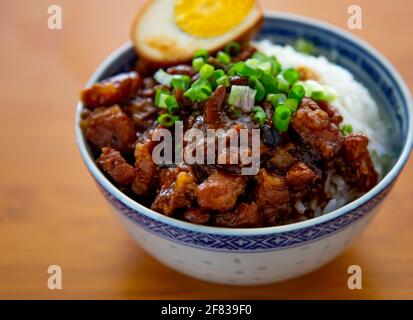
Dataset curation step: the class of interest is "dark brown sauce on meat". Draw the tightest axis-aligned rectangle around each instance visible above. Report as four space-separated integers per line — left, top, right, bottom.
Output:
80 46 379 228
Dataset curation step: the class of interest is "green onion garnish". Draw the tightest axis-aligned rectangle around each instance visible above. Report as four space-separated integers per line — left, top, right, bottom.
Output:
295 39 316 55
252 106 266 126
273 105 292 132
155 88 170 107
199 63 215 79
249 76 266 102
267 93 286 107
216 75 230 87
282 68 300 85
285 98 299 112
252 51 269 61
341 124 353 136
299 80 337 103
245 58 259 69
231 61 257 77
217 51 231 64
158 114 179 127
225 105 241 120
259 71 277 94
228 85 256 112
288 83 305 102
258 61 272 74
208 69 225 88
184 78 212 102
171 75 190 91
224 41 241 56
154 69 173 86
162 95 180 114
252 52 281 75
194 49 209 59
277 74 290 93
192 57 205 72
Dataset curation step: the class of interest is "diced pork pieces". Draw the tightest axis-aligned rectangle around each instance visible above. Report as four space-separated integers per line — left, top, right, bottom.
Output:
196 171 247 212
123 97 158 128
151 166 197 216
286 162 317 190
82 105 136 153
339 133 379 191
81 71 143 108
254 169 291 226
97 147 136 187
183 207 211 225
132 142 158 196
215 202 261 228
291 98 342 159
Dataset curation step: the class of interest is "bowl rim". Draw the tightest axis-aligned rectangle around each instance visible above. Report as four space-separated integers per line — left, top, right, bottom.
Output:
75 11 413 236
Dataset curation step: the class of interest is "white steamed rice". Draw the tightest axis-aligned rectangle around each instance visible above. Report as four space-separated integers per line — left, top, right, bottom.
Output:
255 40 391 214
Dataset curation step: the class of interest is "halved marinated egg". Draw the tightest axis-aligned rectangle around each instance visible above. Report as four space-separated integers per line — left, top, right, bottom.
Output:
131 0 263 66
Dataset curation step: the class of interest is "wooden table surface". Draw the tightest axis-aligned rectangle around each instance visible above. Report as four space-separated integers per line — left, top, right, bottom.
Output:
0 0 412 300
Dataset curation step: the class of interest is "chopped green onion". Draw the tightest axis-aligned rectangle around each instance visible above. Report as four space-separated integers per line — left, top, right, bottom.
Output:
184 78 212 102
231 61 257 77
311 91 326 101
157 93 170 108
217 51 231 64
341 124 353 136
155 88 170 107
269 56 282 75
216 75 230 87
157 114 179 127
199 63 215 79
208 69 225 88
164 95 180 114
228 85 256 112
282 68 300 85
246 58 259 69
194 49 209 59
288 83 305 102
258 61 272 74
295 39 316 55
252 106 266 126
273 105 292 132
212 69 225 79
249 76 265 102
252 51 269 61
299 80 337 102
154 69 173 86
224 41 241 56
171 75 190 91
225 105 241 120
193 78 212 94
285 98 299 112
277 74 290 93
184 87 208 102
323 86 338 103
259 71 277 94
192 57 205 72
267 93 286 107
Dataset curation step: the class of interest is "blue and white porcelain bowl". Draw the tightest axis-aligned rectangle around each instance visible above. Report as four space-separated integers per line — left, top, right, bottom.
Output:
76 13 413 285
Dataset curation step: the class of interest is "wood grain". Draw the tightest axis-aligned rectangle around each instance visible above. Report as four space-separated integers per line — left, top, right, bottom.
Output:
0 0 412 300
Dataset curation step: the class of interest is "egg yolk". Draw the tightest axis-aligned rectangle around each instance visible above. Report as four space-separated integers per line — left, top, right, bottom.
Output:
175 0 254 37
